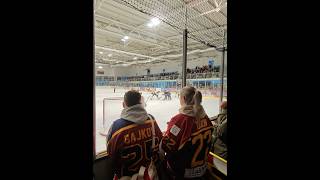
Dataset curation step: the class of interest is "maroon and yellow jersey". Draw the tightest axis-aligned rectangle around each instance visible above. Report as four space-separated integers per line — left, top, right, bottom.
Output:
161 114 213 178
106 118 163 178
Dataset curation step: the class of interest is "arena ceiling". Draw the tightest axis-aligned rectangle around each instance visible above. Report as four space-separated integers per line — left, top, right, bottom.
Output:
95 0 227 67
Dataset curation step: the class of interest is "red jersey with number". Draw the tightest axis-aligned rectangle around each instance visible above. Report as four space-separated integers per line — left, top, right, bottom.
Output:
106 118 163 178
161 114 213 178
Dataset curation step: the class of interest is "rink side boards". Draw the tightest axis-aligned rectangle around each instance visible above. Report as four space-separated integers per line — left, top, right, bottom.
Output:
95 150 227 178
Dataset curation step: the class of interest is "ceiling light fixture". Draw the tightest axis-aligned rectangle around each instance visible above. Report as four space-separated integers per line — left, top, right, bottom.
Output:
147 22 153 27
147 17 160 28
151 17 160 26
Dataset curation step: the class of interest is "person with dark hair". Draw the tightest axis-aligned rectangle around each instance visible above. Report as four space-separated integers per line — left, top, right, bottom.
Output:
211 101 227 160
105 90 163 179
160 86 213 179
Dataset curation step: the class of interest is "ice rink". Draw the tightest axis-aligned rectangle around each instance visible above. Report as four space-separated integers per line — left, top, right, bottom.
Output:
95 86 222 153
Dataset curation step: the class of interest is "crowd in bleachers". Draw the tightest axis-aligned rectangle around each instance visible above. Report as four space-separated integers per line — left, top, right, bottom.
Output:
187 65 213 74
97 65 221 84
186 64 221 74
115 70 219 82
117 72 180 82
156 71 179 77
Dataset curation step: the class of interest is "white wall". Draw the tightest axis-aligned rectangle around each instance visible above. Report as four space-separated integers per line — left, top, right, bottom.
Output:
95 65 115 76
95 51 226 77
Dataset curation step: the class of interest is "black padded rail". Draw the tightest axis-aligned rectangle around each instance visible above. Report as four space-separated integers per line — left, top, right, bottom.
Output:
94 156 113 180
93 154 226 180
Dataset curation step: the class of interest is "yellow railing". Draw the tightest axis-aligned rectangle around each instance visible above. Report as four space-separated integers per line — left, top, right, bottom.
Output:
209 152 227 164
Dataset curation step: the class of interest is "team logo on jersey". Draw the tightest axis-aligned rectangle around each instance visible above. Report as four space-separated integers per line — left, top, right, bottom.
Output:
170 125 181 136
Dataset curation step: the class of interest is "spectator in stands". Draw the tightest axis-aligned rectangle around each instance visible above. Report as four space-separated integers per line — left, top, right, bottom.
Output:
160 86 213 179
210 101 227 160
105 90 163 179
113 65 215 83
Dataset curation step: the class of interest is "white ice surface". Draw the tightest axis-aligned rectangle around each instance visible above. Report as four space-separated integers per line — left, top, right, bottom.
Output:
95 86 221 153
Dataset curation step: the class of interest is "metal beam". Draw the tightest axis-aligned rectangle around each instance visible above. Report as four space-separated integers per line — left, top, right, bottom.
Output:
95 21 175 48
96 45 155 59
182 29 187 87
95 45 215 65
186 0 209 8
201 1 227 16
95 28 165 48
95 46 171 65
178 0 221 29
166 33 208 43
94 0 105 12
149 43 208 56
153 47 216 59
95 14 178 45
207 0 227 18
188 26 226 35
219 30 226 108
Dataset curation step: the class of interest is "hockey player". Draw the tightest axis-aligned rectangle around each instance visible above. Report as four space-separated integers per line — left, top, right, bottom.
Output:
105 90 163 179
150 89 159 100
161 86 213 179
